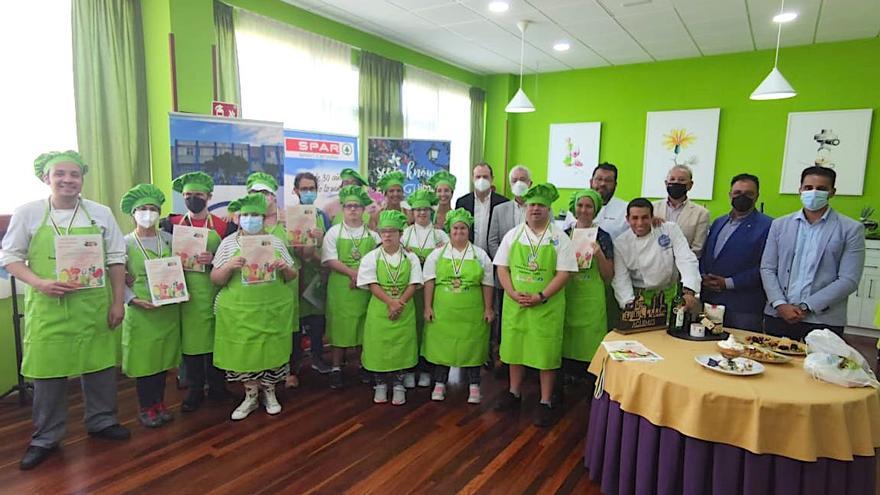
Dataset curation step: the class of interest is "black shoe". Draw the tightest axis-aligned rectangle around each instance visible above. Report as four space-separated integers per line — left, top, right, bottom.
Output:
181 389 204 412
358 367 371 385
20 445 57 470
329 369 344 389
207 387 237 404
88 424 131 441
534 403 556 427
494 392 521 412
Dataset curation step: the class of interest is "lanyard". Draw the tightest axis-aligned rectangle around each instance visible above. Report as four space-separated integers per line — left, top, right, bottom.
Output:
379 248 403 287
450 242 471 278
47 197 81 236
522 222 549 261
407 224 435 251
343 223 368 250
133 232 165 261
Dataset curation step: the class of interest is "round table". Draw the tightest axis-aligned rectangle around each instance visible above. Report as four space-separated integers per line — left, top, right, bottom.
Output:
585 329 880 495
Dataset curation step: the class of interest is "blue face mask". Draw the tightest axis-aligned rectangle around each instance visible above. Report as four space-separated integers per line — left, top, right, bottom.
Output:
800 189 830 211
299 191 318 205
239 215 264 234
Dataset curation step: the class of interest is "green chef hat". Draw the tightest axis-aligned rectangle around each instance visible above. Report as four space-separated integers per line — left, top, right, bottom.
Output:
338 185 372 206
172 172 214 194
228 193 267 216
523 183 559 207
377 170 405 192
120 184 166 214
377 210 408 231
340 168 367 186
34 150 88 179
428 171 456 190
568 189 603 215
444 208 474 232
246 172 278 193
407 189 438 209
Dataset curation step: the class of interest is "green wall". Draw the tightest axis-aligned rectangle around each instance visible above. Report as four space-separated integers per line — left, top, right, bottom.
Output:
488 38 880 221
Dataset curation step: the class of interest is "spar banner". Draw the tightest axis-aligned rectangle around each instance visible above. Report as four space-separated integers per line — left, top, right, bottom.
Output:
169 112 284 215
366 138 451 198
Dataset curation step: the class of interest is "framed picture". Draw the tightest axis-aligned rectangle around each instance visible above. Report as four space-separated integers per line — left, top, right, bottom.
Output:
780 109 873 195
547 122 601 189
642 108 720 201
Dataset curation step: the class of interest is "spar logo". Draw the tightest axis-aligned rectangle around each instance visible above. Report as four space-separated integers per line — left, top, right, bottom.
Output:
286 138 355 160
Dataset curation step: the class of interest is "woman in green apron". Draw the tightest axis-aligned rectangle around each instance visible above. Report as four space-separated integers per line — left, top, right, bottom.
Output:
422 209 495 404
402 188 449 388
322 186 381 389
332 168 372 226
428 171 457 231
357 210 423 405
492 184 579 427
119 184 182 428
370 171 413 229
211 194 298 421
560 189 614 396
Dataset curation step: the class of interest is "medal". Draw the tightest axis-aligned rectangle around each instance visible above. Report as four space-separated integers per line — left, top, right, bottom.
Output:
343 223 367 262
350 248 361 260
450 242 470 289
452 277 462 289
390 286 399 296
379 248 404 299
523 223 549 273
528 260 539 271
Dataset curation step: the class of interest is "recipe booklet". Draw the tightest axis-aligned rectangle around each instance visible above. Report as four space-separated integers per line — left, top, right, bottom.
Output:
239 234 277 285
54 234 106 289
571 227 599 270
287 205 318 247
144 256 189 306
172 224 209 272
602 340 664 362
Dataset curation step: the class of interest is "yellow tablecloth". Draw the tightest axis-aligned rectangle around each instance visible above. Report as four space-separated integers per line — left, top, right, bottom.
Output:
588 329 880 462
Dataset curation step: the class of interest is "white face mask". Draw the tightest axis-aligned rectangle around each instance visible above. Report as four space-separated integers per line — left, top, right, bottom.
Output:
473 177 491 193
511 180 529 197
134 210 159 229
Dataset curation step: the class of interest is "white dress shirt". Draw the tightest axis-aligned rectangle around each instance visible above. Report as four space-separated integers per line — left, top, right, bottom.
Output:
473 193 492 252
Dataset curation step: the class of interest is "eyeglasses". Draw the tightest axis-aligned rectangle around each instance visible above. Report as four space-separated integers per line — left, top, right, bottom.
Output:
343 204 364 210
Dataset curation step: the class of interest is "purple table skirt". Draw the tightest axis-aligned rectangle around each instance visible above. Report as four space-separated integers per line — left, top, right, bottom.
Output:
585 392 876 495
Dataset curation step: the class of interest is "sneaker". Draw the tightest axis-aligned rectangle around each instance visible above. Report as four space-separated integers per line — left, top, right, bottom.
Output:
311 359 333 374
373 383 388 404
392 385 407 406
467 384 482 404
138 406 163 428
262 386 282 415
534 402 555 427
403 372 416 389
329 369 344 390
493 391 521 412
156 403 174 423
417 372 432 387
231 388 259 421
431 383 446 401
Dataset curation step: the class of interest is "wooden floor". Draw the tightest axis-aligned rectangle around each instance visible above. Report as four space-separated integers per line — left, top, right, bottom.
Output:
0 334 875 495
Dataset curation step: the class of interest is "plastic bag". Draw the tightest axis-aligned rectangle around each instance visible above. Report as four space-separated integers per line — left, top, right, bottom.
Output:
803 329 879 388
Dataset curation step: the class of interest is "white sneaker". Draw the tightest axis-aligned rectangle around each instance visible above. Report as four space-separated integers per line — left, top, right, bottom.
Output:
231 387 259 420
431 383 446 401
373 384 388 404
262 386 282 415
403 372 416 389
418 372 432 387
468 384 482 404
392 385 407 406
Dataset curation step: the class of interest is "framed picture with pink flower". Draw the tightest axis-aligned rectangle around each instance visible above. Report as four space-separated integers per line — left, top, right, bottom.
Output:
54 234 106 289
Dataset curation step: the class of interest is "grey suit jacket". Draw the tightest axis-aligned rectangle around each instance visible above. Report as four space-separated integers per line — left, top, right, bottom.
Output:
653 199 711 257
487 200 526 259
760 208 865 326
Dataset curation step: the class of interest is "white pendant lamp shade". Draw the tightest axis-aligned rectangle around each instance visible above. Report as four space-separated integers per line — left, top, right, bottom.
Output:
505 88 535 113
750 67 797 100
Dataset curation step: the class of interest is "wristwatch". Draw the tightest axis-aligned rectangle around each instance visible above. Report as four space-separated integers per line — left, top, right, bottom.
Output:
798 302 811 313
538 291 548 304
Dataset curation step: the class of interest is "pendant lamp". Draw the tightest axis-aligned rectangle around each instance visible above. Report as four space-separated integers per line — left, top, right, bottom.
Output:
506 20 535 113
750 0 797 100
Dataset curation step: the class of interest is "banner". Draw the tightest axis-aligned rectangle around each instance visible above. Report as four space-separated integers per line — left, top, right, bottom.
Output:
367 138 451 200
283 130 359 221
169 112 284 215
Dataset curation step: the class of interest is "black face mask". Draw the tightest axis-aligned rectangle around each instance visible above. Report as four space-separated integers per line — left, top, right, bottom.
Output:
731 194 754 213
666 183 688 200
185 196 207 213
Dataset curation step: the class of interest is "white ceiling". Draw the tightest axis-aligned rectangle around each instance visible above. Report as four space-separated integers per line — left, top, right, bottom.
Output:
281 0 880 74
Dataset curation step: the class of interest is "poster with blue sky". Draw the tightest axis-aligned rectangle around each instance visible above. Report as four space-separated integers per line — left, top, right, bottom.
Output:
283 129 358 220
367 138 451 198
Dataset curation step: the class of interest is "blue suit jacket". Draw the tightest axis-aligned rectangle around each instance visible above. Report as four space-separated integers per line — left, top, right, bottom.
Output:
700 210 773 313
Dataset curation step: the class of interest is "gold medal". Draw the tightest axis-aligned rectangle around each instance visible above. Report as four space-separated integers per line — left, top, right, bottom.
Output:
390 286 399 297
452 277 462 289
522 223 549 273
350 248 361 260
528 260 539 271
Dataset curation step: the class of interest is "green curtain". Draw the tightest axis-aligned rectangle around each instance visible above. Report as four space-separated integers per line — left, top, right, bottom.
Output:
358 51 403 174
214 1 240 106
72 0 150 223
469 86 486 168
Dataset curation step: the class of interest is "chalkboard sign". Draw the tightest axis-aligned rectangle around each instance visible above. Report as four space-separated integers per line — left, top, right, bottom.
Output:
616 289 669 334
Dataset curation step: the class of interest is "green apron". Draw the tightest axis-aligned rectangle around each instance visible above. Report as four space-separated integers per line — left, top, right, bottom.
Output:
267 222 299 332
421 244 489 367
213 236 294 373
178 218 221 355
361 251 418 372
22 202 117 379
326 227 376 347
500 225 566 370
562 245 607 362
403 225 440 344
297 213 326 318
122 234 182 377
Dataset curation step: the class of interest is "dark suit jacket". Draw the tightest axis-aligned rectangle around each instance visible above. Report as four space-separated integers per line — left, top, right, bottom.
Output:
455 192 509 243
699 210 773 314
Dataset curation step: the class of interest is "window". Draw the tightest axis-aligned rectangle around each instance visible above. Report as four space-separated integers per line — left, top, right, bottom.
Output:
403 66 472 200
0 1 77 213
235 10 359 136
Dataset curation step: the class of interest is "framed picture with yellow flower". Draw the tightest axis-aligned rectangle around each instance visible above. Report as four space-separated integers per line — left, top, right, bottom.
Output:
641 108 720 200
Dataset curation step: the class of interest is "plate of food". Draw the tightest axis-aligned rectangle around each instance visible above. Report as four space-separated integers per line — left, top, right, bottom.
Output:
741 345 792 364
743 335 808 356
695 354 765 376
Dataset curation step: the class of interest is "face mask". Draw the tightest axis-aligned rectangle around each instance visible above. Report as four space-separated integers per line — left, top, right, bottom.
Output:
299 191 318 205
239 215 264 234
133 210 159 228
473 178 491 193
731 195 754 213
185 196 207 213
511 180 529 197
800 190 829 211
666 183 688 200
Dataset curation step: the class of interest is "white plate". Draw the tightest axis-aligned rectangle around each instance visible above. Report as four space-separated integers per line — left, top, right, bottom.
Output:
695 354 765 376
